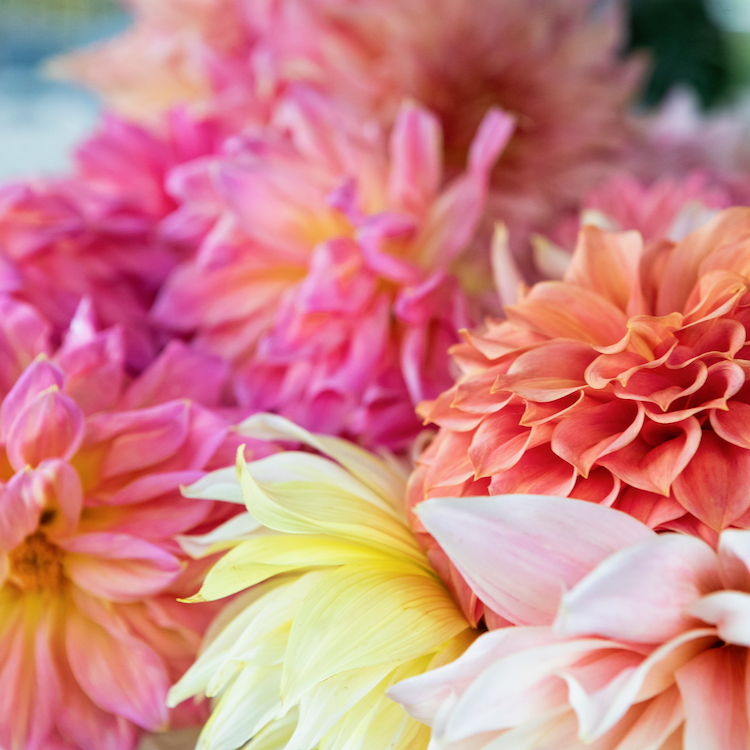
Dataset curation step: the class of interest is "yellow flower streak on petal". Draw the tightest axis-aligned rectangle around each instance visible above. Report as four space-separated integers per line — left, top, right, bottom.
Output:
281 565 470 708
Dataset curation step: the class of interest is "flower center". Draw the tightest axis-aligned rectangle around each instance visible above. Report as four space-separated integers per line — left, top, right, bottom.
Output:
8 531 65 592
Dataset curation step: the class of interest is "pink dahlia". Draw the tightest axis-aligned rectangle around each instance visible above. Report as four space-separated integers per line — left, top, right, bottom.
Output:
0 296 258 750
391 495 750 749
61 0 640 237
154 90 512 448
0 111 220 369
410 208 750 622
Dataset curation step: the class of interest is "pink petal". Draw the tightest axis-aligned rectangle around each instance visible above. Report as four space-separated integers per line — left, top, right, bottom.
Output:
673 431 750 531
0 469 43 550
494 341 596 402
613 487 686 529
416 108 511 268
387 103 442 215
388 626 564 728
718 529 750 591
84 402 190 480
0 355 64 442
25 459 83 540
441 636 619 742
564 225 646 316
61 533 182 601
417 495 654 626
5 387 85 471
676 646 749 750
556 533 721 643
108 471 204 506
66 589 170 731
655 207 750 316
506 282 628 347
686 591 750 647
122 341 229 410
468 406 530 478
488 444 577 497
711 399 750 450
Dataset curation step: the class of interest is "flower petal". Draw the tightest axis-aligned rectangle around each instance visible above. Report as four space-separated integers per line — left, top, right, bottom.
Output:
6 387 84 471
417 495 654 626
676 646 750 750
66 590 170 731
61 533 182 601
555 533 721 643
673 431 750 531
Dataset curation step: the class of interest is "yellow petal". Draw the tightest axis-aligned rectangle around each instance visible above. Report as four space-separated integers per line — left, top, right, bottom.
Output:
288 663 404 750
237 414 408 510
282 565 469 707
197 534 397 601
241 709 299 750
238 456 427 567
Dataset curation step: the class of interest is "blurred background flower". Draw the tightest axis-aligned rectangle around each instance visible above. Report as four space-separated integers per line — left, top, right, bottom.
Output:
3 0 750 178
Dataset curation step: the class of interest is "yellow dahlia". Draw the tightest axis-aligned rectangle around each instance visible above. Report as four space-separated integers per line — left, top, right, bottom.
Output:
168 414 474 750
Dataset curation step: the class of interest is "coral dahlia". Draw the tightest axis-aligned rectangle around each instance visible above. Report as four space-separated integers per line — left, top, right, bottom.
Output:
411 208 750 621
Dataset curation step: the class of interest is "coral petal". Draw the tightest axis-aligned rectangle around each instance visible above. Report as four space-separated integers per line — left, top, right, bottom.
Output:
676 646 750 750
673 432 750 531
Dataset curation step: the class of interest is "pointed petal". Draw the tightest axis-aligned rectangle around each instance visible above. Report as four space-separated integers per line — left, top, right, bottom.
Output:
417 495 654 626
281 565 468 707
673 431 750 530
6 387 84 470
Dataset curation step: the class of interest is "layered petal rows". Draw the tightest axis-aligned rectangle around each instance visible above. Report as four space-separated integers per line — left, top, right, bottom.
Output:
170 415 474 750
391 495 750 749
0 298 269 750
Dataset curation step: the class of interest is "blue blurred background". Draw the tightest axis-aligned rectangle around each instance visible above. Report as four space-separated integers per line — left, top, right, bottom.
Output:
0 0 128 179
1 0 750 180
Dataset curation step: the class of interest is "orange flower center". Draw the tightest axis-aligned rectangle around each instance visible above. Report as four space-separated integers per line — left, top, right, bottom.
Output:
8 531 65 592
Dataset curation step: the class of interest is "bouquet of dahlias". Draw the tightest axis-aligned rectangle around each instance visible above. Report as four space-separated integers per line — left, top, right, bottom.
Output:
4 1 750 749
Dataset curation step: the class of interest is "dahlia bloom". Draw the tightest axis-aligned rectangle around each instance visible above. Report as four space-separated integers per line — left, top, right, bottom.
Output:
51 0 249 124
169 414 475 750
527 171 738 288
411 208 750 622
154 91 512 448
0 111 220 369
391 494 750 749
62 0 640 237
0 297 262 750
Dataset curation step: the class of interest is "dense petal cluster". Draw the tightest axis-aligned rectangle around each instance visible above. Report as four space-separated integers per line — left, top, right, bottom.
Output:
0 111 221 369
411 208 750 620
169 415 474 750
391 495 750 749
154 90 512 448
0 298 270 750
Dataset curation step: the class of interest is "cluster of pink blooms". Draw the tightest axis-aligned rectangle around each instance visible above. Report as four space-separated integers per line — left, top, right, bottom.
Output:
4 0 750 747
